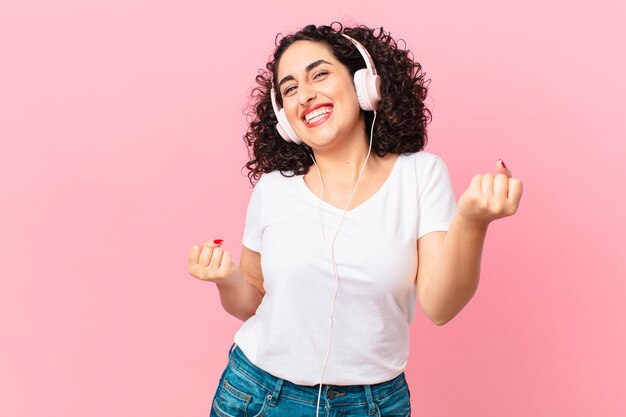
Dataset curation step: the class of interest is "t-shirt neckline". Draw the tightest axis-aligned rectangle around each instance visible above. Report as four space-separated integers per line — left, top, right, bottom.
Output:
298 153 404 214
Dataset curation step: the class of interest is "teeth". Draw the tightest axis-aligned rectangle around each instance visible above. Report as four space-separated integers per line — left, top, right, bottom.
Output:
305 107 332 124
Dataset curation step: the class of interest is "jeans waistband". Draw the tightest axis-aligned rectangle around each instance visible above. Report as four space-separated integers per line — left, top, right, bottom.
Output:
226 343 407 407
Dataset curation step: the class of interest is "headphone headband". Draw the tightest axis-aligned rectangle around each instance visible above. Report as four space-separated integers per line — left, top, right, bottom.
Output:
340 33 378 75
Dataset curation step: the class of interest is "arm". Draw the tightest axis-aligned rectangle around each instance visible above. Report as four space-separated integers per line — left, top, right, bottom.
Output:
215 246 265 321
416 160 523 325
416 219 487 326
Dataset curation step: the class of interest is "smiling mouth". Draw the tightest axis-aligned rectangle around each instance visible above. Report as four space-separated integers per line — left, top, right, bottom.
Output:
303 106 333 125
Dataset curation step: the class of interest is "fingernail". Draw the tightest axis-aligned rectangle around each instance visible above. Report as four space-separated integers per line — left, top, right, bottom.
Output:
213 239 223 244
499 159 507 169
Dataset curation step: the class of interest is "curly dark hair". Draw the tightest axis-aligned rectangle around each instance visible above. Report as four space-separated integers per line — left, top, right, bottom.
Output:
243 22 431 185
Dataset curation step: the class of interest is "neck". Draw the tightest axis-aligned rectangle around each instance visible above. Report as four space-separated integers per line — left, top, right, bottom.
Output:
309 136 374 185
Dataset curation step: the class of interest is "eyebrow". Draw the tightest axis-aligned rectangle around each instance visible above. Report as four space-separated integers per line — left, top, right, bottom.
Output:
278 59 333 88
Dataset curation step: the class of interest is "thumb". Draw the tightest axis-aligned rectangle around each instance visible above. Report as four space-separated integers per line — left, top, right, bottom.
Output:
497 159 512 178
203 238 224 248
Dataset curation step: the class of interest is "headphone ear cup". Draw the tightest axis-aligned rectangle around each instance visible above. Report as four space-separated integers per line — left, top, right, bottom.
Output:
276 108 302 144
354 69 382 111
270 86 303 144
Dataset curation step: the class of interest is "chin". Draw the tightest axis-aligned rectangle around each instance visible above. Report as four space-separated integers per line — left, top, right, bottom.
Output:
305 133 339 148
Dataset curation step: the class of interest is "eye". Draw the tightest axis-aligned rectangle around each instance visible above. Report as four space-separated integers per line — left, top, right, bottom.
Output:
314 71 328 80
283 85 297 96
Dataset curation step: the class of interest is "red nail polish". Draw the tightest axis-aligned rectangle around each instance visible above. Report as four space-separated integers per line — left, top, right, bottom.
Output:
500 159 507 169
213 239 223 244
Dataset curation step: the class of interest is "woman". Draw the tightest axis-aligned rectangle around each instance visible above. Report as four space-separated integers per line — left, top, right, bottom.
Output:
189 23 523 417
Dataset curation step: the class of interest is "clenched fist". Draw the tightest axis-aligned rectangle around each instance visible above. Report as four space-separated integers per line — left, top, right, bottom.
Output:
188 239 238 285
456 159 523 227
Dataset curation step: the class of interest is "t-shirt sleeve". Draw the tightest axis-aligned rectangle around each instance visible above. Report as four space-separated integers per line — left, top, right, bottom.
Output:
416 155 457 239
242 177 264 253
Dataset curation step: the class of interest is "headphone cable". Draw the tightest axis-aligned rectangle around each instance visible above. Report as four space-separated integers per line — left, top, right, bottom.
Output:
309 111 377 417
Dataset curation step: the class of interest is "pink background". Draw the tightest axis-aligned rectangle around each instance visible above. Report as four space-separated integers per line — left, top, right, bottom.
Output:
1 0 625 416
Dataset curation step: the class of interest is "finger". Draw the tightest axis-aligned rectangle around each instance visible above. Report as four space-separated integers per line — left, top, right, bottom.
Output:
198 245 215 267
469 174 482 192
197 239 223 267
493 173 509 201
481 173 494 196
218 251 233 277
508 178 524 208
203 239 224 248
208 246 225 270
497 159 512 178
189 245 202 268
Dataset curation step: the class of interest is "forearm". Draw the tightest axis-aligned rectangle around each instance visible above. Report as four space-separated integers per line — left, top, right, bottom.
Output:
422 214 488 325
215 269 263 322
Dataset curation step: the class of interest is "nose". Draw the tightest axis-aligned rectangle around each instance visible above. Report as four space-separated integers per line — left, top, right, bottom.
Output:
297 81 317 106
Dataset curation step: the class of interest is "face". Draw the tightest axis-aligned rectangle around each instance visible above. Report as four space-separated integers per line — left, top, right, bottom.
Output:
276 40 363 148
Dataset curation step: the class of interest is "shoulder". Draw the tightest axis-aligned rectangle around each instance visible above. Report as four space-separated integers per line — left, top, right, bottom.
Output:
252 170 301 194
256 169 299 185
400 151 449 173
402 150 444 163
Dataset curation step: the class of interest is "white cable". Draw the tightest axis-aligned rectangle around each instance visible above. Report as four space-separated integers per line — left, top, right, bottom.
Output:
310 111 377 417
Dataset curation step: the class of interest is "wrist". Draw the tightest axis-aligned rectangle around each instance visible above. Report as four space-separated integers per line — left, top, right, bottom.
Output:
452 213 490 234
214 268 242 289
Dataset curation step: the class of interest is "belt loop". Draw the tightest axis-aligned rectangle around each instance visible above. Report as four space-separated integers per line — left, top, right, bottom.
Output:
364 384 377 416
266 378 284 406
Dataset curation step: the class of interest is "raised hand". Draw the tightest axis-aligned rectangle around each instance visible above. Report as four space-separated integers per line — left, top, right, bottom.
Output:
456 159 523 228
188 239 238 284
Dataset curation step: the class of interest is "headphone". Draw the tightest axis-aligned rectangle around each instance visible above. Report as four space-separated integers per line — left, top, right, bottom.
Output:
270 33 382 145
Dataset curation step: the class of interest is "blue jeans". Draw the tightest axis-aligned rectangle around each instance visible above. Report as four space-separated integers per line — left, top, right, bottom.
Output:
210 343 411 417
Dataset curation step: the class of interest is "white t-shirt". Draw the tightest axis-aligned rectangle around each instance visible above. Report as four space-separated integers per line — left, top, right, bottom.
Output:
233 151 457 385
